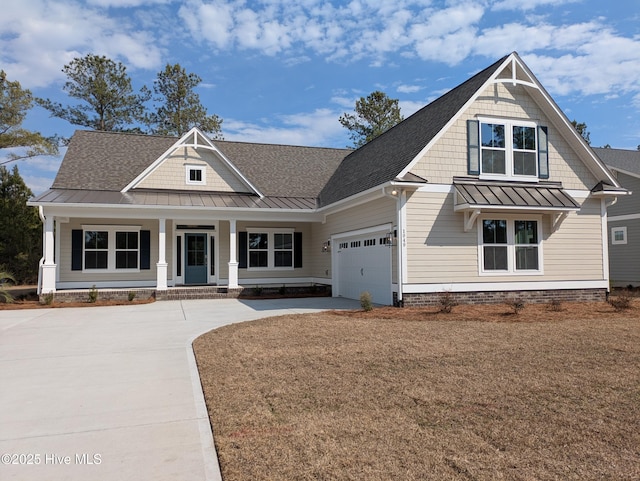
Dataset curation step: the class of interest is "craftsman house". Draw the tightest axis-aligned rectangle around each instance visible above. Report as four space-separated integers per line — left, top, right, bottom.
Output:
30 52 625 305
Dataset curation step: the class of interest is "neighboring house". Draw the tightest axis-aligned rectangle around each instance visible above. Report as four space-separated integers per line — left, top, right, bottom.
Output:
593 147 639 287
30 52 626 306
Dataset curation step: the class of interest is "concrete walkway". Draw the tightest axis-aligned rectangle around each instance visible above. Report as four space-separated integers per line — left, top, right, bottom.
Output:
0 297 359 481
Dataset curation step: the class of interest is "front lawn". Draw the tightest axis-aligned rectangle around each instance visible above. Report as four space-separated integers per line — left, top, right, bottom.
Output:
194 301 640 480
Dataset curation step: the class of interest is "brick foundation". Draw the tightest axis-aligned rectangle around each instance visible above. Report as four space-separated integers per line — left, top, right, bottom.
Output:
400 288 607 307
41 284 331 303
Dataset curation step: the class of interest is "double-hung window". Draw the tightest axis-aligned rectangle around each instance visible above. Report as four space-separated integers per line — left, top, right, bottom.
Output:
84 231 109 270
479 217 542 274
246 229 295 269
477 118 540 180
82 226 140 271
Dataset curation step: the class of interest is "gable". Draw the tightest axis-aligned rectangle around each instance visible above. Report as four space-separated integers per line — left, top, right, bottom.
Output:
410 79 599 190
135 145 253 193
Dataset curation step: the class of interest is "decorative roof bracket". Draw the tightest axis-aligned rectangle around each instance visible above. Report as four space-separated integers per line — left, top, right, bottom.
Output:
464 209 481 232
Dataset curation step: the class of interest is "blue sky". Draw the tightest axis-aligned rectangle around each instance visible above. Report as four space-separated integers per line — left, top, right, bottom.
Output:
1 0 640 194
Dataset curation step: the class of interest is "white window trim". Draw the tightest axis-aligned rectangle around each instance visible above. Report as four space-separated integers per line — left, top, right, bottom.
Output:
611 226 627 245
246 228 295 271
185 164 206 185
477 215 544 276
478 116 539 182
81 225 142 273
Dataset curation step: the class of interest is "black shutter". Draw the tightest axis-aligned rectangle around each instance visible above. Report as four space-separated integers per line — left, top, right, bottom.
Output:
467 119 480 175
71 229 83 271
238 231 247 268
140 230 151 270
176 236 182 276
538 125 549 179
294 232 303 268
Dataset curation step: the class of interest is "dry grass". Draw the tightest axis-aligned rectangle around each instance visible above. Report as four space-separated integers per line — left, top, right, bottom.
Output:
194 299 640 481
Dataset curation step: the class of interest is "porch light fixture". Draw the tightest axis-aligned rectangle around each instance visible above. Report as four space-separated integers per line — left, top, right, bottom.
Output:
385 231 396 247
322 240 331 253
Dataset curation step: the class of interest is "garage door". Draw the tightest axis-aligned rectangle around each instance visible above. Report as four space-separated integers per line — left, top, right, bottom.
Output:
335 229 392 305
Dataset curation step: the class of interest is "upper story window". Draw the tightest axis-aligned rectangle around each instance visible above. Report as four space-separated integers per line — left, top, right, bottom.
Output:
186 165 206 185
468 119 549 180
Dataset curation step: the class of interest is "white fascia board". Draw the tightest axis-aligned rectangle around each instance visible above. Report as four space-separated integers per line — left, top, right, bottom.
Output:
121 127 264 197
397 54 516 179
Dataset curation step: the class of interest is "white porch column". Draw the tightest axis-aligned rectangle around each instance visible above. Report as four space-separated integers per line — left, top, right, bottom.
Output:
228 219 239 288
40 211 56 294
156 218 168 290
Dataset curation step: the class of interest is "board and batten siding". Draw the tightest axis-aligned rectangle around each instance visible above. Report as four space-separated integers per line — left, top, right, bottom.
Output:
58 219 173 283
409 80 598 190
311 196 397 283
137 146 249 192
609 219 640 286
405 191 604 284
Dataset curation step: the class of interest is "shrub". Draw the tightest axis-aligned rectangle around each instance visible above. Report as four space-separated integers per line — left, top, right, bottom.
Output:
506 297 525 314
548 299 562 312
88 285 98 303
438 291 458 313
128 291 136 302
279 284 286 295
360 291 373 312
0 270 15 304
609 291 632 311
254 286 263 296
42 293 54 305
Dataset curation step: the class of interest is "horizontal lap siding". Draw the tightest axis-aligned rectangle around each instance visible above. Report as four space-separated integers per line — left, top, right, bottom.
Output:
543 198 603 280
235 221 313 280
405 192 604 284
58 219 172 282
609 219 640 285
608 172 640 217
310 197 397 282
406 191 477 283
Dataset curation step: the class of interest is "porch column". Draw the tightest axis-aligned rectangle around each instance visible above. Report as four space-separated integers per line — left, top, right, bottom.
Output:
228 219 239 288
157 218 168 290
40 212 56 294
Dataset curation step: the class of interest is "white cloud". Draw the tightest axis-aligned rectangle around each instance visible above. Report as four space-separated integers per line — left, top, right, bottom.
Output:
223 108 346 147
492 0 580 11
0 0 164 88
397 84 422 94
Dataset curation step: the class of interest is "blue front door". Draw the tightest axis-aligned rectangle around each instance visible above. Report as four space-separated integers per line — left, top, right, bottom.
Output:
185 233 207 284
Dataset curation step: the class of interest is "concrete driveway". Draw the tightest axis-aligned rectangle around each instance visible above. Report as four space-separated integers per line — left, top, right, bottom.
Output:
0 297 359 481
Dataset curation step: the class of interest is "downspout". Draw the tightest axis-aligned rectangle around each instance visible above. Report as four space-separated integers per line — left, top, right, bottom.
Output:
37 206 46 295
602 197 618 296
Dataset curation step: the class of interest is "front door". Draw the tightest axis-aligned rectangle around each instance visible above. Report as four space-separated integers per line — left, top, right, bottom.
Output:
185 233 207 284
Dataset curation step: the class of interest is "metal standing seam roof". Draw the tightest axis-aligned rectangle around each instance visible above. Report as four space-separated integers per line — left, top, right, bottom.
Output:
33 189 317 209
453 178 580 210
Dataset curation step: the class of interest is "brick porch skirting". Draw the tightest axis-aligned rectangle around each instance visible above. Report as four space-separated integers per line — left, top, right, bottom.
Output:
399 288 607 307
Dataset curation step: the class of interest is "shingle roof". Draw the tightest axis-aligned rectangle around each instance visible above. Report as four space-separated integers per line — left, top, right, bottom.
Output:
52 131 176 191
317 54 509 207
51 130 350 198
593 147 640 175
216 141 349 198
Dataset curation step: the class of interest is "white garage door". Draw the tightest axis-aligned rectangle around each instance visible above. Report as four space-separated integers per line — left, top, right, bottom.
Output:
335 229 392 305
